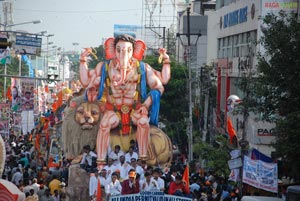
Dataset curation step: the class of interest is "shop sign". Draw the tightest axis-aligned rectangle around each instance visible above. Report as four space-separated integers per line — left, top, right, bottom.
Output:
224 6 248 28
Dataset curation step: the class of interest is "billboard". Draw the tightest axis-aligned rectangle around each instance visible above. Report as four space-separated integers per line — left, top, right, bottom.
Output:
114 24 142 38
14 34 42 56
243 155 278 193
261 0 298 16
20 79 35 111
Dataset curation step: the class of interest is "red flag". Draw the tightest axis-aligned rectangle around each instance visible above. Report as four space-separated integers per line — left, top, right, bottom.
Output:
182 165 190 194
96 178 102 201
227 118 236 144
6 86 12 101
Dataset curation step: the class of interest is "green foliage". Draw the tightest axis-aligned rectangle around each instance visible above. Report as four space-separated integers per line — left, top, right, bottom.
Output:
0 57 28 98
194 135 231 176
256 12 300 177
256 12 300 119
87 45 105 68
275 112 300 177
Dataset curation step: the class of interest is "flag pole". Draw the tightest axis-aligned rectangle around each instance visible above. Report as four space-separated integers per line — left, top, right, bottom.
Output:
4 63 7 99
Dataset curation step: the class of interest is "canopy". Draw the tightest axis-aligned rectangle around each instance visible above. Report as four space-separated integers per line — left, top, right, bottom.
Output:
0 179 26 201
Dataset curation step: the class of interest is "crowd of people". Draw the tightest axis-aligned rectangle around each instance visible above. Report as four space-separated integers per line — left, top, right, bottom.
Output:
82 143 241 201
2 130 68 201
1 126 242 201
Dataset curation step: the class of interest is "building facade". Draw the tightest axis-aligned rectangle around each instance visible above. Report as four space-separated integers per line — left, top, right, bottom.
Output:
214 0 298 156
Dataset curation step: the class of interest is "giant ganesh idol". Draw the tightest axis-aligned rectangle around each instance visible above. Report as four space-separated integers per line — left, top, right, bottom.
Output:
79 34 172 169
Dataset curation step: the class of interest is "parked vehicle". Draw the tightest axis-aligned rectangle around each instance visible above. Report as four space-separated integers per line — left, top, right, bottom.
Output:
286 185 300 201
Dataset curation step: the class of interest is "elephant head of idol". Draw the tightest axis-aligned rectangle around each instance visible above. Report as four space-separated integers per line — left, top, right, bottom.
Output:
104 34 146 86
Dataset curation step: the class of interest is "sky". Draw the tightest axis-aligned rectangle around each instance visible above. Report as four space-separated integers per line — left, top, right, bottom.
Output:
10 0 144 51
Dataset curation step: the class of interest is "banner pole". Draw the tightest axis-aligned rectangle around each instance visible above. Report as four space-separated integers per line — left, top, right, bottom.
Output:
4 63 7 99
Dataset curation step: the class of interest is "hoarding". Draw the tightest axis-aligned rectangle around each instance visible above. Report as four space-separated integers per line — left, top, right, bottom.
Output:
114 24 142 38
14 34 42 56
243 155 278 193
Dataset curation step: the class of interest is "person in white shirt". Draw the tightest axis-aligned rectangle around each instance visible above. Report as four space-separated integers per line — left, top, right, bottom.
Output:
103 158 117 179
130 158 145 181
80 145 97 172
30 178 40 194
99 169 111 188
152 168 165 192
140 172 159 192
170 169 178 182
125 146 138 163
105 172 122 199
108 145 125 166
116 155 132 181
89 171 98 200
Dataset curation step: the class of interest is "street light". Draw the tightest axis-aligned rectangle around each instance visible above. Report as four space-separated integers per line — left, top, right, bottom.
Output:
0 20 42 30
6 20 42 27
176 6 202 163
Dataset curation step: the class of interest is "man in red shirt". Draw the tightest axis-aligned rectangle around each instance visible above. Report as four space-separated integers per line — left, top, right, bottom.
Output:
168 175 191 197
121 169 140 195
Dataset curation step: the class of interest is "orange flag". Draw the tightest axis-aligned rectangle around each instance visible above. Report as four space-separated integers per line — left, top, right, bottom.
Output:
57 90 63 108
45 85 49 93
182 165 190 194
35 134 40 150
227 117 236 144
6 86 12 101
52 102 57 112
96 178 102 201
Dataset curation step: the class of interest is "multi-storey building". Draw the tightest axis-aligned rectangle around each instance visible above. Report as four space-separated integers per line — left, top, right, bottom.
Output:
213 0 298 156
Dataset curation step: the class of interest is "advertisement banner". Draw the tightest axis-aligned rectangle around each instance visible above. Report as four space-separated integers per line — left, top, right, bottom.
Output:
14 34 42 56
243 155 278 193
0 120 9 135
0 103 10 120
11 78 22 111
110 191 192 201
38 86 48 113
228 168 240 182
20 79 35 111
261 0 298 17
114 24 142 38
0 103 10 136
21 110 34 134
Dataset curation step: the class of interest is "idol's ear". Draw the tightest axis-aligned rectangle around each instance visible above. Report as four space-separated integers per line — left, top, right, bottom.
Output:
104 37 115 60
133 40 146 61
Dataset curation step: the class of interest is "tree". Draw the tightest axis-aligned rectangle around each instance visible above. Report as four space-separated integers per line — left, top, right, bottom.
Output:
194 135 231 176
0 56 28 98
256 12 300 177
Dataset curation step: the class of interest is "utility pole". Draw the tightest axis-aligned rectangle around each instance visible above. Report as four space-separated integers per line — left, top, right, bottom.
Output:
177 5 202 162
186 6 193 162
297 0 300 22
